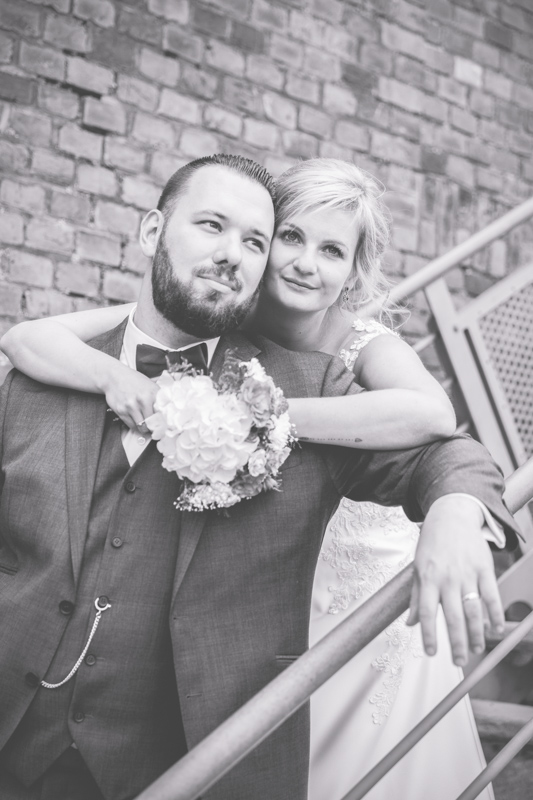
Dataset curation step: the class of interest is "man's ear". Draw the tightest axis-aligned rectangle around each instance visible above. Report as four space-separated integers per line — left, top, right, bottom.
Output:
140 209 164 257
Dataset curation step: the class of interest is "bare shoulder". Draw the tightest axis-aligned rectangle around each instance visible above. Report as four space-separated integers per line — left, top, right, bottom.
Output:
338 317 400 370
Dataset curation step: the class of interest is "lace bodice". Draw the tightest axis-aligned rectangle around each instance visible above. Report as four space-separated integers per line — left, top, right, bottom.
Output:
317 317 422 724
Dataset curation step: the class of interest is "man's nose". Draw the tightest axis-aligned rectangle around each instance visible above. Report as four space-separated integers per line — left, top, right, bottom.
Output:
212 234 242 268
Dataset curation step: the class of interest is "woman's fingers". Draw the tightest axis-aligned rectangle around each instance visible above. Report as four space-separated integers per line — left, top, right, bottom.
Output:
479 569 505 635
406 578 420 627
416 577 440 656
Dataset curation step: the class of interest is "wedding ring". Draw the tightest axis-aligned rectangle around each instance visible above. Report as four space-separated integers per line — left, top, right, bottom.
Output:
462 591 480 603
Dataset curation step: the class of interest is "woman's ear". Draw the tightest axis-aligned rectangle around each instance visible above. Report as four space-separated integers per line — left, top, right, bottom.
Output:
139 209 164 257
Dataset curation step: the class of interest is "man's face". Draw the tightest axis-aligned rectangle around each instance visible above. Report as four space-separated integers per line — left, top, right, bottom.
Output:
151 165 274 338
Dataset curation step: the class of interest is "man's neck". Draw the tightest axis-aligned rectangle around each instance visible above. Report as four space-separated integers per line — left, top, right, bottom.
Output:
134 294 202 350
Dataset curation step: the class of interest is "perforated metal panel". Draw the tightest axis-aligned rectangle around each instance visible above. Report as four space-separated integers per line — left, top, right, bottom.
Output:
479 282 533 458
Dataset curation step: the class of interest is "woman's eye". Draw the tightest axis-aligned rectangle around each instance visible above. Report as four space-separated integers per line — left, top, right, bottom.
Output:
281 229 300 243
324 245 344 258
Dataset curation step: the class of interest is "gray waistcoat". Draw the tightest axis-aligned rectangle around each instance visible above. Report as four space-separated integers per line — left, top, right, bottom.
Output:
1 416 186 800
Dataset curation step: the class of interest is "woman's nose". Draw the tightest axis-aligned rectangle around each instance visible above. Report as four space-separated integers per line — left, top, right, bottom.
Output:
293 249 317 274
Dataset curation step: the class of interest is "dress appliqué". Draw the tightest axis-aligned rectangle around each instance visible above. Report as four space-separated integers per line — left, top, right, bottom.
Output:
322 318 422 724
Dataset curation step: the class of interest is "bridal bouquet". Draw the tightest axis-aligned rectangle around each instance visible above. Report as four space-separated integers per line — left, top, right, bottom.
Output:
146 352 296 512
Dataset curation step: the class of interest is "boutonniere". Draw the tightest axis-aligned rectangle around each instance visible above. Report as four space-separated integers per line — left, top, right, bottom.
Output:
145 351 297 511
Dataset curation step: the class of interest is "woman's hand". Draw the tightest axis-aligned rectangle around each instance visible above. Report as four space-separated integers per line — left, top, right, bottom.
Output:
100 362 158 431
407 495 505 666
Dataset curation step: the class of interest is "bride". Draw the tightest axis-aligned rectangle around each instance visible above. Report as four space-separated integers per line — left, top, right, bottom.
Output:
2 158 499 799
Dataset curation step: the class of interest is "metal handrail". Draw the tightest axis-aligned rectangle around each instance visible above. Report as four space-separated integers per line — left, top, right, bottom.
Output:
136 458 533 800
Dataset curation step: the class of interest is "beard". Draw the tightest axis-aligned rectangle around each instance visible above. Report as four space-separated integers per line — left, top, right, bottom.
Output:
151 231 261 339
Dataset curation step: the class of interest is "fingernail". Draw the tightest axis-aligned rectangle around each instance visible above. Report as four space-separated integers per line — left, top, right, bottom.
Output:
473 645 484 654
426 647 435 656
456 657 466 666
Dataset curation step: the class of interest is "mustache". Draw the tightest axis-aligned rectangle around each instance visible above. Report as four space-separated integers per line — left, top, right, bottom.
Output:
194 264 243 293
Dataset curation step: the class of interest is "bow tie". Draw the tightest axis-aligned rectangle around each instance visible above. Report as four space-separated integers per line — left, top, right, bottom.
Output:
135 342 209 379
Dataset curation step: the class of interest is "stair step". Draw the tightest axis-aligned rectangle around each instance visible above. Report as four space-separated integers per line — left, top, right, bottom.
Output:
472 699 533 800
485 621 533 666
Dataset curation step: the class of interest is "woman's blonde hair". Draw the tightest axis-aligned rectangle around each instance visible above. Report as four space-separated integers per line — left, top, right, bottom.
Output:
275 158 395 321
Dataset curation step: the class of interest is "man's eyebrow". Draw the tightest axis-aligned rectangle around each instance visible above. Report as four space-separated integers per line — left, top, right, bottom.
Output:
195 210 271 244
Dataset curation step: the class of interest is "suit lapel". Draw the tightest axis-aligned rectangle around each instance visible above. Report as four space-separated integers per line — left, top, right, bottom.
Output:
65 320 128 585
172 332 261 602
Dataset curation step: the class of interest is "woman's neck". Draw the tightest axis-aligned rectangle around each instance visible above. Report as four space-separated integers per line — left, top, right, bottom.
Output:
249 298 349 355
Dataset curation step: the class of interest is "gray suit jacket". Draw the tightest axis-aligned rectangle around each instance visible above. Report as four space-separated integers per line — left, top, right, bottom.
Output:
0 323 520 800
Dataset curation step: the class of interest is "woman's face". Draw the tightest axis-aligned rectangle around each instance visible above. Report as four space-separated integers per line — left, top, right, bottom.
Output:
263 207 359 314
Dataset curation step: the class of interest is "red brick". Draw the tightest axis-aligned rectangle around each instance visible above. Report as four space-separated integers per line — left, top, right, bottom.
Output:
393 224 418 252
121 176 160 210
469 89 494 118
395 55 437 93
26 217 74 254
193 5 229 37
57 261 100 297
44 12 90 53
0 211 24 245
479 119 508 147
344 10 379 43
123 241 151 275
270 35 303 68
95 200 140 235
318 140 352 160
442 27 473 59
150 151 188 184
83 97 127 134
180 127 220 158
132 112 176 148
322 84 356 116
447 155 475 188
77 164 117 196
230 22 265 54
303 46 341 81
103 270 142 302
263 92 296 129
454 57 483 88
148 0 189 24
7 107 52 147
472 40 500 70
138 48 179 88
371 131 420 168
205 40 245 77
0 283 23 316
387 107 421 142
483 69 513 101
243 118 278 150
285 73 319 104
117 74 159 112
0 73 36 104
222 77 260 114
91 28 137 73
203 106 242 138
342 64 377 97
32 148 74 184
66 56 114 95
437 127 469 156
513 82 533 110
73 0 116 28
163 26 204 63
118 7 163 46
2 0 41 38
50 190 91 223
453 5 484 37
423 44 453 75
180 63 218 99
2 248 54 288
323 27 357 62
422 95 447 123
378 77 425 114
59 123 103 162
0 179 46 215
282 130 318 159
37 83 79 119
205 0 250 17
335 120 369 152
450 106 477 135
77 230 121 265
158 88 200 123
263 154 295 178
299 105 331 139
437 76 468 106
0 32 14 64
484 20 514 51
359 43 394 76
19 41 65 80
287 9 324 46
25 289 74 318
25 0 70 13
311 0 343 24
252 0 288 30
104 139 146 173
381 22 427 62
419 219 437 257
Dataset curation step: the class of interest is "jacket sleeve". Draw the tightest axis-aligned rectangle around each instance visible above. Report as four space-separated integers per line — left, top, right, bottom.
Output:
0 369 15 504
318 355 522 550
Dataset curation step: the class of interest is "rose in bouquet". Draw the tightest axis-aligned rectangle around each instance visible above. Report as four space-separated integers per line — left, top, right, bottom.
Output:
145 351 297 511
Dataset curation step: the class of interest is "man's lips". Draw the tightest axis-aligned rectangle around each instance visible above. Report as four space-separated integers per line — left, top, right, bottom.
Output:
196 271 241 294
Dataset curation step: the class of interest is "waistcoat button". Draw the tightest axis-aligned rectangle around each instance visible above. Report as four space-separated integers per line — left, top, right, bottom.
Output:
96 595 109 608
85 654 96 666
25 672 39 688
59 600 74 615
74 711 85 723
111 537 123 548
125 481 136 493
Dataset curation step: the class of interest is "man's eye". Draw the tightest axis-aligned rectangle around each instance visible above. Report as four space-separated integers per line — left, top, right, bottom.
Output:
247 239 264 253
201 220 222 231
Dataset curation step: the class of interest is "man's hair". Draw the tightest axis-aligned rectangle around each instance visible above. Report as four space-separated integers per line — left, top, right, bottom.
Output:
156 154 276 220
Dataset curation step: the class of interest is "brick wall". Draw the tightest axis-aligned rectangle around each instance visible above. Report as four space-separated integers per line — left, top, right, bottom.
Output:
1 0 532 352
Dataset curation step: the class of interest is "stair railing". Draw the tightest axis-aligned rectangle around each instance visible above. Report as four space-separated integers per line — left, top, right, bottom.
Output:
135 456 533 800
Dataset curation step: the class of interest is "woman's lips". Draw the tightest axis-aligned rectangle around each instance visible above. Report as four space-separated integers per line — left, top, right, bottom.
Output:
282 276 318 291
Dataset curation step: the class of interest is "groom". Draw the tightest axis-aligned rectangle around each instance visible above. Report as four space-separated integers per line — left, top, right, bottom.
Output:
0 155 520 800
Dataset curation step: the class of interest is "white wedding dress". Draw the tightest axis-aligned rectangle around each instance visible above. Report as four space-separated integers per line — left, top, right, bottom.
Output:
308 319 493 800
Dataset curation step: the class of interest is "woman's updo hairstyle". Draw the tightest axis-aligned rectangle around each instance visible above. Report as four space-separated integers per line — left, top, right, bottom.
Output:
274 158 394 319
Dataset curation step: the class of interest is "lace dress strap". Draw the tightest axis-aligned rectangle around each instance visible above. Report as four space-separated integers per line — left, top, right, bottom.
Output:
339 318 400 371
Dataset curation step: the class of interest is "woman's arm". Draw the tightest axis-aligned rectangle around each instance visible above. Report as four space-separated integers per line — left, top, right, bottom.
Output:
288 333 456 450
0 304 158 429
